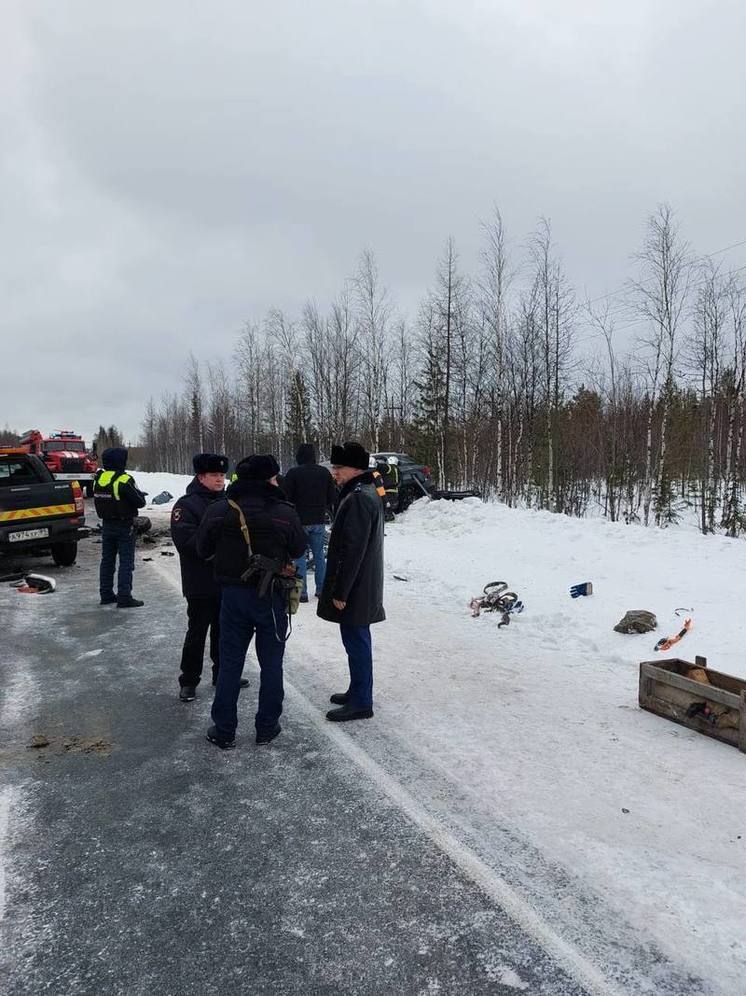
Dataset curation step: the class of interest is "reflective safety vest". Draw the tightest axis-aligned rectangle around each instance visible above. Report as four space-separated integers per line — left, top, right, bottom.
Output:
94 469 135 520
383 464 400 494
371 469 386 500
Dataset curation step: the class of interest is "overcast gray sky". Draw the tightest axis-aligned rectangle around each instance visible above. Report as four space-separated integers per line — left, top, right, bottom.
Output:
3 0 745 442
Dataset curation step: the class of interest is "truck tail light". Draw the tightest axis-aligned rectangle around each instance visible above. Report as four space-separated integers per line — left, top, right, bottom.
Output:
71 480 85 514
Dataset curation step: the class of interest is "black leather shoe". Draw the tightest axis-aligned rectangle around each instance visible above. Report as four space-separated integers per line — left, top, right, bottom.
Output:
326 704 374 722
299 594 309 603
179 685 196 702
256 724 281 745
206 725 236 750
117 597 144 608
329 690 351 705
99 595 117 605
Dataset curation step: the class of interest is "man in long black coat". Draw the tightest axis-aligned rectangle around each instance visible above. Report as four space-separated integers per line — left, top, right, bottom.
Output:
171 453 247 702
317 441 385 722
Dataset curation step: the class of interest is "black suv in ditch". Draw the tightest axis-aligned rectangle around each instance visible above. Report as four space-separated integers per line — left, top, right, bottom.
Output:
370 452 436 511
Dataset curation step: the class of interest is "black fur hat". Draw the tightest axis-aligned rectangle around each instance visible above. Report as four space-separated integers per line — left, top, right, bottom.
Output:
235 454 281 481
329 441 369 470
193 453 229 474
102 446 128 471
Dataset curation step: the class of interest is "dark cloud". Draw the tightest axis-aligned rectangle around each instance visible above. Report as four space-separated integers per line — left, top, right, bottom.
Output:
2 0 745 440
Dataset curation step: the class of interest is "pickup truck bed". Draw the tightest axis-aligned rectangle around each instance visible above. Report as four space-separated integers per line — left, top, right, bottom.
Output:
0 450 90 566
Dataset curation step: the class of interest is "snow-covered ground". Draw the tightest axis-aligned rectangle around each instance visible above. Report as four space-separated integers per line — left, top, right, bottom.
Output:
131 471 192 513
136 474 746 990
368 498 746 994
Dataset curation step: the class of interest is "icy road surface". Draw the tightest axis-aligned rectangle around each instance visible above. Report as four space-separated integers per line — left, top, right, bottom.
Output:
1 493 744 995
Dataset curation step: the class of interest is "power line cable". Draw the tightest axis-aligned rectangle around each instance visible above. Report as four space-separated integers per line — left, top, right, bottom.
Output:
584 236 746 309
574 261 746 350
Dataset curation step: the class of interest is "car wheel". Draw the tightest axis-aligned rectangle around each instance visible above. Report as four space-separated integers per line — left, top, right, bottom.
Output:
51 542 78 567
398 487 417 512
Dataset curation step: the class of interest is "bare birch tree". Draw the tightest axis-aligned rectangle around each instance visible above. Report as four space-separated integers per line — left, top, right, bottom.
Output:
631 204 692 526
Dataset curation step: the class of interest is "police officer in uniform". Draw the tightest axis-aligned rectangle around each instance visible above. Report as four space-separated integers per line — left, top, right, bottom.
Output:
196 454 307 748
93 447 147 607
171 453 250 702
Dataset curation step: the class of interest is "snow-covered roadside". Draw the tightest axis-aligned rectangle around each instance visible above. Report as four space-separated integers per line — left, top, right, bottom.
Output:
86 471 193 528
126 479 746 990
283 497 746 994
131 472 192 514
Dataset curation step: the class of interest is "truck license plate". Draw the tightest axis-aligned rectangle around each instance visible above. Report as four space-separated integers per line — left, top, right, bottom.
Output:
9 527 50 542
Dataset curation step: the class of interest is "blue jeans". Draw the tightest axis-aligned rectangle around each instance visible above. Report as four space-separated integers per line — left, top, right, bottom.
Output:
340 624 373 709
100 520 135 601
211 585 287 738
295 524 326 596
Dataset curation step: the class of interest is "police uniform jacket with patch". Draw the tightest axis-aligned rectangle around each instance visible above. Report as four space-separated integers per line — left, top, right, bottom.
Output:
196 479 307 588
171 477 225 599
317 470 385 627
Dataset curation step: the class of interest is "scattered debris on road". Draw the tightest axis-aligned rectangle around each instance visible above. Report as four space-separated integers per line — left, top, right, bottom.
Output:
11 573 57 594
614 610 657 634
26 735 51 749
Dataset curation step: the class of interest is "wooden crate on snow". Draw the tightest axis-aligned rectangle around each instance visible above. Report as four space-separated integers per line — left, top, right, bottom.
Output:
638 655 746 753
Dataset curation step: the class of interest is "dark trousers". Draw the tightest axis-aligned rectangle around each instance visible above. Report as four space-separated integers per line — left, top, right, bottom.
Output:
340 624 373 708
99 520 135 602
211 585 287 738
179 596 221 687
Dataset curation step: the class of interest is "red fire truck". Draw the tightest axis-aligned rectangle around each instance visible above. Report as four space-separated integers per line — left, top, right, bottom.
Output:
18 430 99 497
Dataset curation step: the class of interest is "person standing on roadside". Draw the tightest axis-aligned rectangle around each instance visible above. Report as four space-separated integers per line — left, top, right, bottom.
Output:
171 453 249 702
282 443 337 603
94 447 147 608
196 455 307 748
317 441 385 722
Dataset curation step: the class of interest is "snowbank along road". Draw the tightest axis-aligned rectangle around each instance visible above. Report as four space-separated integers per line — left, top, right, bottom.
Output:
1 488 743 995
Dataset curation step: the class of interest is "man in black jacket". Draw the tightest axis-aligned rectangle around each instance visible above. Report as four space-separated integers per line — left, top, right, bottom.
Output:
171 453 250 702
317 441 385 722
196 454 307 748
282 443 337 602
94 447 147 608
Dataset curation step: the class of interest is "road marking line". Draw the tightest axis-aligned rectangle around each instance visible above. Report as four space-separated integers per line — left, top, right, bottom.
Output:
151 558 617 995
0 787 14 922
286 683 618 996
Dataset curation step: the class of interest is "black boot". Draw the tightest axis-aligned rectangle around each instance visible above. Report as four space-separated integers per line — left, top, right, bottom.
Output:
326 704 374 722
256 724 282 745
179 685 197 702
329 690 351 705
118 596 144 608
206 725 236 750
99 595 117 605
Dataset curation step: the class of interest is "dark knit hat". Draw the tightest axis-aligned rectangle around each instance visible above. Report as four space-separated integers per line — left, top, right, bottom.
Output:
296 443 316 465
101 446 128 472
329 441 369 471
193 453 229 474
235 454 281 481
